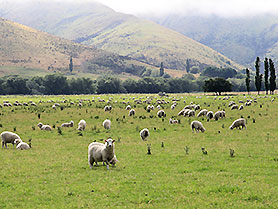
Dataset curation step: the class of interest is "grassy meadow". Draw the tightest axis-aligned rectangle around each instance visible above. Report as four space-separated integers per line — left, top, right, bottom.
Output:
0 93 278 208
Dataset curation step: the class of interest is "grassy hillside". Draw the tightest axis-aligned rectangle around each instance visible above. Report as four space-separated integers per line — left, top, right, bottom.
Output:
145 14 278 68
0 1 242 71
0 18 155 78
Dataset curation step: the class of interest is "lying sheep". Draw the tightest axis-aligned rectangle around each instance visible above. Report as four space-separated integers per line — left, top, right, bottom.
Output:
191 121 206 133
88 138 116 170
103 119 111 130
77 119 86 131
157 110 166 118
197 109 208 117
61 120 74 127
206 111 214 120
14 138 30 150
129 109 135 116
140 128 150 141
37 122 52 131
1 131 21 148
229 118 246 130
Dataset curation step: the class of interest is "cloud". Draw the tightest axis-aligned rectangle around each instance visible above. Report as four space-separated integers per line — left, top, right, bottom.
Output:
96 0 278 17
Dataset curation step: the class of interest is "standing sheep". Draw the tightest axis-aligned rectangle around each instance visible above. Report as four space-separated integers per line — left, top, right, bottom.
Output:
126 105 131 110
1 131 21 148
77 119 86 131
129 109 135 116
197 109 208 117
37 122 52 131
157 110 166 118
104 105 112 111
229 118 246 130
231 104 239 110
140 128 150 141
191 121 206 133
88 138 116 170
103 119 111 130
206 111 214 120
14 138 30 150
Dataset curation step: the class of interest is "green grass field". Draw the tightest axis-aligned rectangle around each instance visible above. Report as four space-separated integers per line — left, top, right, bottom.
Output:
0 94 278 208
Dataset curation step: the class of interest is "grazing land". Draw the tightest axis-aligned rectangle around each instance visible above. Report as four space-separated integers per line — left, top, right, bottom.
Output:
0 94 278 208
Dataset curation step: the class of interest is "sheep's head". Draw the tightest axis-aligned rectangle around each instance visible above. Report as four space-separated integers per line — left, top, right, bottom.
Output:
105 138 115 148
201 127 206 133
37 122 43 128
14 138 22 145
229 125 234 130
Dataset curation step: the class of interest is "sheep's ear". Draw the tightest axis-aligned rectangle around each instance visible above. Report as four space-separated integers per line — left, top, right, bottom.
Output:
112 140 115 143
105 140 107 142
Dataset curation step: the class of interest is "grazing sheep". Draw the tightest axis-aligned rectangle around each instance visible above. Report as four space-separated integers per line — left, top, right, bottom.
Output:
1 131 21 148
183 109 191 117
157 110 166 118
197 109 208 117
206 111 214 120
239 105 244 110
178 109 185 116
169 118 179 124
191 121 206 133
37 122 52 131
220 110 226 118
231 104 239 110
88 138 116 170
14 139 30 150
77 119 86 131
194 104 201 111
228 101 236 107
126 105 131 110
140 128 150 141
229 118 246 130
171 104 176 110
104 105 112 111
61 120 74 127
214 111 222 121
103 119 111 130
187 110 195 117
129 109 135 116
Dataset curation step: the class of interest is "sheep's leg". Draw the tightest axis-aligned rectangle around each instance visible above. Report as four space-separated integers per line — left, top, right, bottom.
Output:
2 141 4 148
88 156 94 168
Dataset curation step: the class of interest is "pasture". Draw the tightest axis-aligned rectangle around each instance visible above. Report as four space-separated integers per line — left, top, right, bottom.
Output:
0 94 278 208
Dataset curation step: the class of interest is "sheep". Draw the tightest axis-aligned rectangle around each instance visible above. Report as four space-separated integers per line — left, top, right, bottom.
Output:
187 110 195 117
191 121 206 133
61 120 74 127
126 105 131 110
77 119 86 131
231 104 239 110
88 138 116 170
183 109 191 117
239 105 244 110
229 118 246 130
129 109 135 116
197 109 208 117
1 131 21 148
103 119 111 130
178 109 185 116
37 122 52 131
171 104 176 110
220 110 226 118
140 128 150 141
104 105 112 111
228 101 236 107
169 118 179 124
206 111 214 120
157 110 166 118
214 111 222 121
14 139 30 150
194 104 201 111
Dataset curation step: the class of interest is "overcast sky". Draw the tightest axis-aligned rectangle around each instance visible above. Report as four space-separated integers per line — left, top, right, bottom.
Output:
96 0 278 17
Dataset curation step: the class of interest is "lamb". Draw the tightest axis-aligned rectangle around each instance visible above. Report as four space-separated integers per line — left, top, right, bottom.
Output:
1 131 21 148
103 119 111 130
206 111 214 120
229 118 246 130
14 138 30 150
129 109 135 116
61 120 74 127
231 104 239 110
140 128 150 141
157 110 166 118
191 121 206 133
77 119 86 131
88 138 116 170
197 109 208 117
37 122 52 131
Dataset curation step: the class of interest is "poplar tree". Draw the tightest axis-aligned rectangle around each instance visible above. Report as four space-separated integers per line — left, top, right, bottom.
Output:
255 57 262 95
264 57 269 94
269 58 276 94
245 68 250 94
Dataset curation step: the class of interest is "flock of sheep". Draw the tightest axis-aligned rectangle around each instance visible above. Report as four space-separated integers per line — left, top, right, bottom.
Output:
1 94 264 170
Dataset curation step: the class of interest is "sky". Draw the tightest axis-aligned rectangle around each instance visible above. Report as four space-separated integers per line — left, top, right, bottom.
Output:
96 0 278 17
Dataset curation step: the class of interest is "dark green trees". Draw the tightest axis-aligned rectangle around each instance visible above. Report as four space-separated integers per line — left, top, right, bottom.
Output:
255 57 263 95
159 62 164 77
264 58 269 94
245 68 251 94
69 56 73 73
269 58 276 94
203 78 232 95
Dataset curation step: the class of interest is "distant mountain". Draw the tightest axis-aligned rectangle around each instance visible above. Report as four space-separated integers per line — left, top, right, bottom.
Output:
0 17 153 78
143 14 278 68
0 1 242 72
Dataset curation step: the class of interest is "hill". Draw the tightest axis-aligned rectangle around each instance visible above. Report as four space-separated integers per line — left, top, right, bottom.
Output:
144 14 278 68
0 1 242 72
0 17 153 78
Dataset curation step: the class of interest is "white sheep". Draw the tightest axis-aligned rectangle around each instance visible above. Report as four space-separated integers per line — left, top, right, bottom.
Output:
214 111 222 121
14 138 30 150
37 122 52 131
126 105 131 110
77 119 86 131
103 119 111 130
140 128 150 141
88 139 116 170
178 109 185 116
183 109 191 117
169 118 179 124
229 118 246 130
157 110 166 118
239 105 244 110
231 104 239 110
61 120 74 127
197 109 208 117
129 109 135 116
1 131 21 148
187 110 195 117
191 121 206 133
104 105 112 111
206 111 214 120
